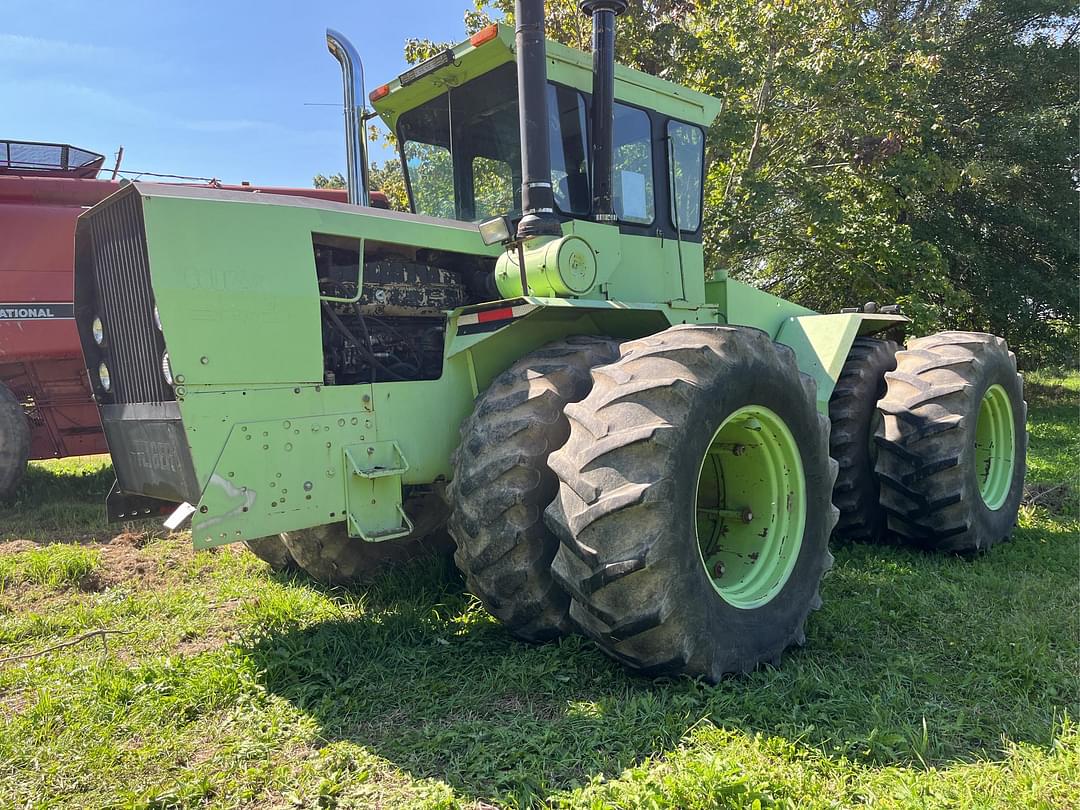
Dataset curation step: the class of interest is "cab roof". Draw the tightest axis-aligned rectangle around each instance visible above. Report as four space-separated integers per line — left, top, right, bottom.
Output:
370 23 722 133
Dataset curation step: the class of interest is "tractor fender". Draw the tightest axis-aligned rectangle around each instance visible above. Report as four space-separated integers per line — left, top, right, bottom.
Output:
446 296 706 395
775 312 908 413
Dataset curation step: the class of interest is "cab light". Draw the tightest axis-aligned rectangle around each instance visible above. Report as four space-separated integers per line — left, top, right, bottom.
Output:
478 215 512 246
369 84 390 103
470 24 499 47
398 49 455 86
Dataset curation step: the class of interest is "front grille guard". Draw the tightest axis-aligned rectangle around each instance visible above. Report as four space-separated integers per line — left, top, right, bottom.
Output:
76 187 174 407
74 187 198 509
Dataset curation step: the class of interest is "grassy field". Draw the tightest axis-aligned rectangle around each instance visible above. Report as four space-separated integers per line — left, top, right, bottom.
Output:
1 374 1077 809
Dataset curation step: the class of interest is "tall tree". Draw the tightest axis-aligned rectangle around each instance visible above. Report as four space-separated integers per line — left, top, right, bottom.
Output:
897 1 1078 365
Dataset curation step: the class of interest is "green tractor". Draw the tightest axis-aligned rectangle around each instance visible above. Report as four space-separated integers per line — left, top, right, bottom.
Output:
73 1 1027 681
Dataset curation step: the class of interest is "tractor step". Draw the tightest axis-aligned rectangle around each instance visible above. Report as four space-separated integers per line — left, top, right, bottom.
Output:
344 442 414 542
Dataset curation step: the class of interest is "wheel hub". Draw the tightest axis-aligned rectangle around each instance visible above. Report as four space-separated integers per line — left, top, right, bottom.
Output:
975 384 1016 510
695 405 807 609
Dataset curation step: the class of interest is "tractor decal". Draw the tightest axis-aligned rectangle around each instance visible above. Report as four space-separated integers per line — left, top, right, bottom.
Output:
0 303 74 319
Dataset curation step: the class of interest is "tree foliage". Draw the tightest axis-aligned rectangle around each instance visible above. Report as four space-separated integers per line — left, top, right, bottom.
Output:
314 154 409 211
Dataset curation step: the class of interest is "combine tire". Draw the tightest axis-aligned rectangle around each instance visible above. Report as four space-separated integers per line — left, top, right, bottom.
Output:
0 383 30 501
546 325 837 681
447 336 620 642
828 336 899 542
281 493 452 586
875 331 1026 552
244 537 298 572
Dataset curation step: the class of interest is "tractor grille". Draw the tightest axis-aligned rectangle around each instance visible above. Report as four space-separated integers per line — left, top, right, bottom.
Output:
86 192 174 405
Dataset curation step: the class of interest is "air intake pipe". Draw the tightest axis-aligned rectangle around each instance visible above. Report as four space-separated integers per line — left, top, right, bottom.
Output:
326 28 371 206
580 0 627 222
515 1 563 239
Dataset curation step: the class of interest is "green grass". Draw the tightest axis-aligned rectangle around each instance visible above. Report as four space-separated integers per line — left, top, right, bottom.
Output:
0 374 1077 809
0 544 100 589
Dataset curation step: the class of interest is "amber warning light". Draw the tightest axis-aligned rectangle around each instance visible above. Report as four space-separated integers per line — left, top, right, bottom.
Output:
470 24 499 47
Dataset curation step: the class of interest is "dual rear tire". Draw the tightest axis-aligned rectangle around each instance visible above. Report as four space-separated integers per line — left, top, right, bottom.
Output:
874 332 1026 552
448 327 837 680
826 330 1026 553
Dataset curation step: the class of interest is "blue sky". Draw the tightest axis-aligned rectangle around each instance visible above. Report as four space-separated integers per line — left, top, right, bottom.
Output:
1 1 478 187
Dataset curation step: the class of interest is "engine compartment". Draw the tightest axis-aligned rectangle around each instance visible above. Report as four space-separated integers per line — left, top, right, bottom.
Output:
313 235 496 384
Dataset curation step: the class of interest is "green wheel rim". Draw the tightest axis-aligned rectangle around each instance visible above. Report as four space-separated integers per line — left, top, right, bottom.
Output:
975 384 1016 510
695 405 807 610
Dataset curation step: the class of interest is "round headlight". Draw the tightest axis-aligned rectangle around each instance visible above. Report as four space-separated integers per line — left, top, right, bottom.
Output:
98 362 111 392
92 316 105 346
162 352 173 385
153 305 163 331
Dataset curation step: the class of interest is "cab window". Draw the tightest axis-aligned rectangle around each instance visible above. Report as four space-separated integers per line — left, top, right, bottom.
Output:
667 120 704 232
398 63 593 223
549 84 590 216
403 141 454 219
472 156 515 221
612 103 654 225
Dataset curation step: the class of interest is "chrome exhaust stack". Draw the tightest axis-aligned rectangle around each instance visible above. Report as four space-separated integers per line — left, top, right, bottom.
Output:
326 28 371 206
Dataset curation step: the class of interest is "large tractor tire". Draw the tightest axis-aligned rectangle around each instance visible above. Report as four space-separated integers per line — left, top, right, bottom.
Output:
875 331 1027 552
244 537 298 572
281 493 452 586
546 325 838 681
447 335 620 642
0 382 31 501
828 336 899 542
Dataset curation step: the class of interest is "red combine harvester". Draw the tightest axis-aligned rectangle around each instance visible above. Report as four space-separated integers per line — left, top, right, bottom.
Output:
0 138 360 499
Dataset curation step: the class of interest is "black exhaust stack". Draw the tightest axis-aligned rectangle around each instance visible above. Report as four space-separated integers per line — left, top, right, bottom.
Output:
515 0 562 239
581 0 627 222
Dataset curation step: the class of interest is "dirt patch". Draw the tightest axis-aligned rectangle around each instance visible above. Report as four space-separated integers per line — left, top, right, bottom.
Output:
174 636 229 656
110 530 157 550
1024 482 1077 516
0 689 33 717
83 536 196 591
0 531 198 594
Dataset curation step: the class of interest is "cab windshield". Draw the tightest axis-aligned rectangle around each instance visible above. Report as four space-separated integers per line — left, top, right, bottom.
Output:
398 62 591 222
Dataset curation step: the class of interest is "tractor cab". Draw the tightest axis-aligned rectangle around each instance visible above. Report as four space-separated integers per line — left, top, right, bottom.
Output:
369 24 720 241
